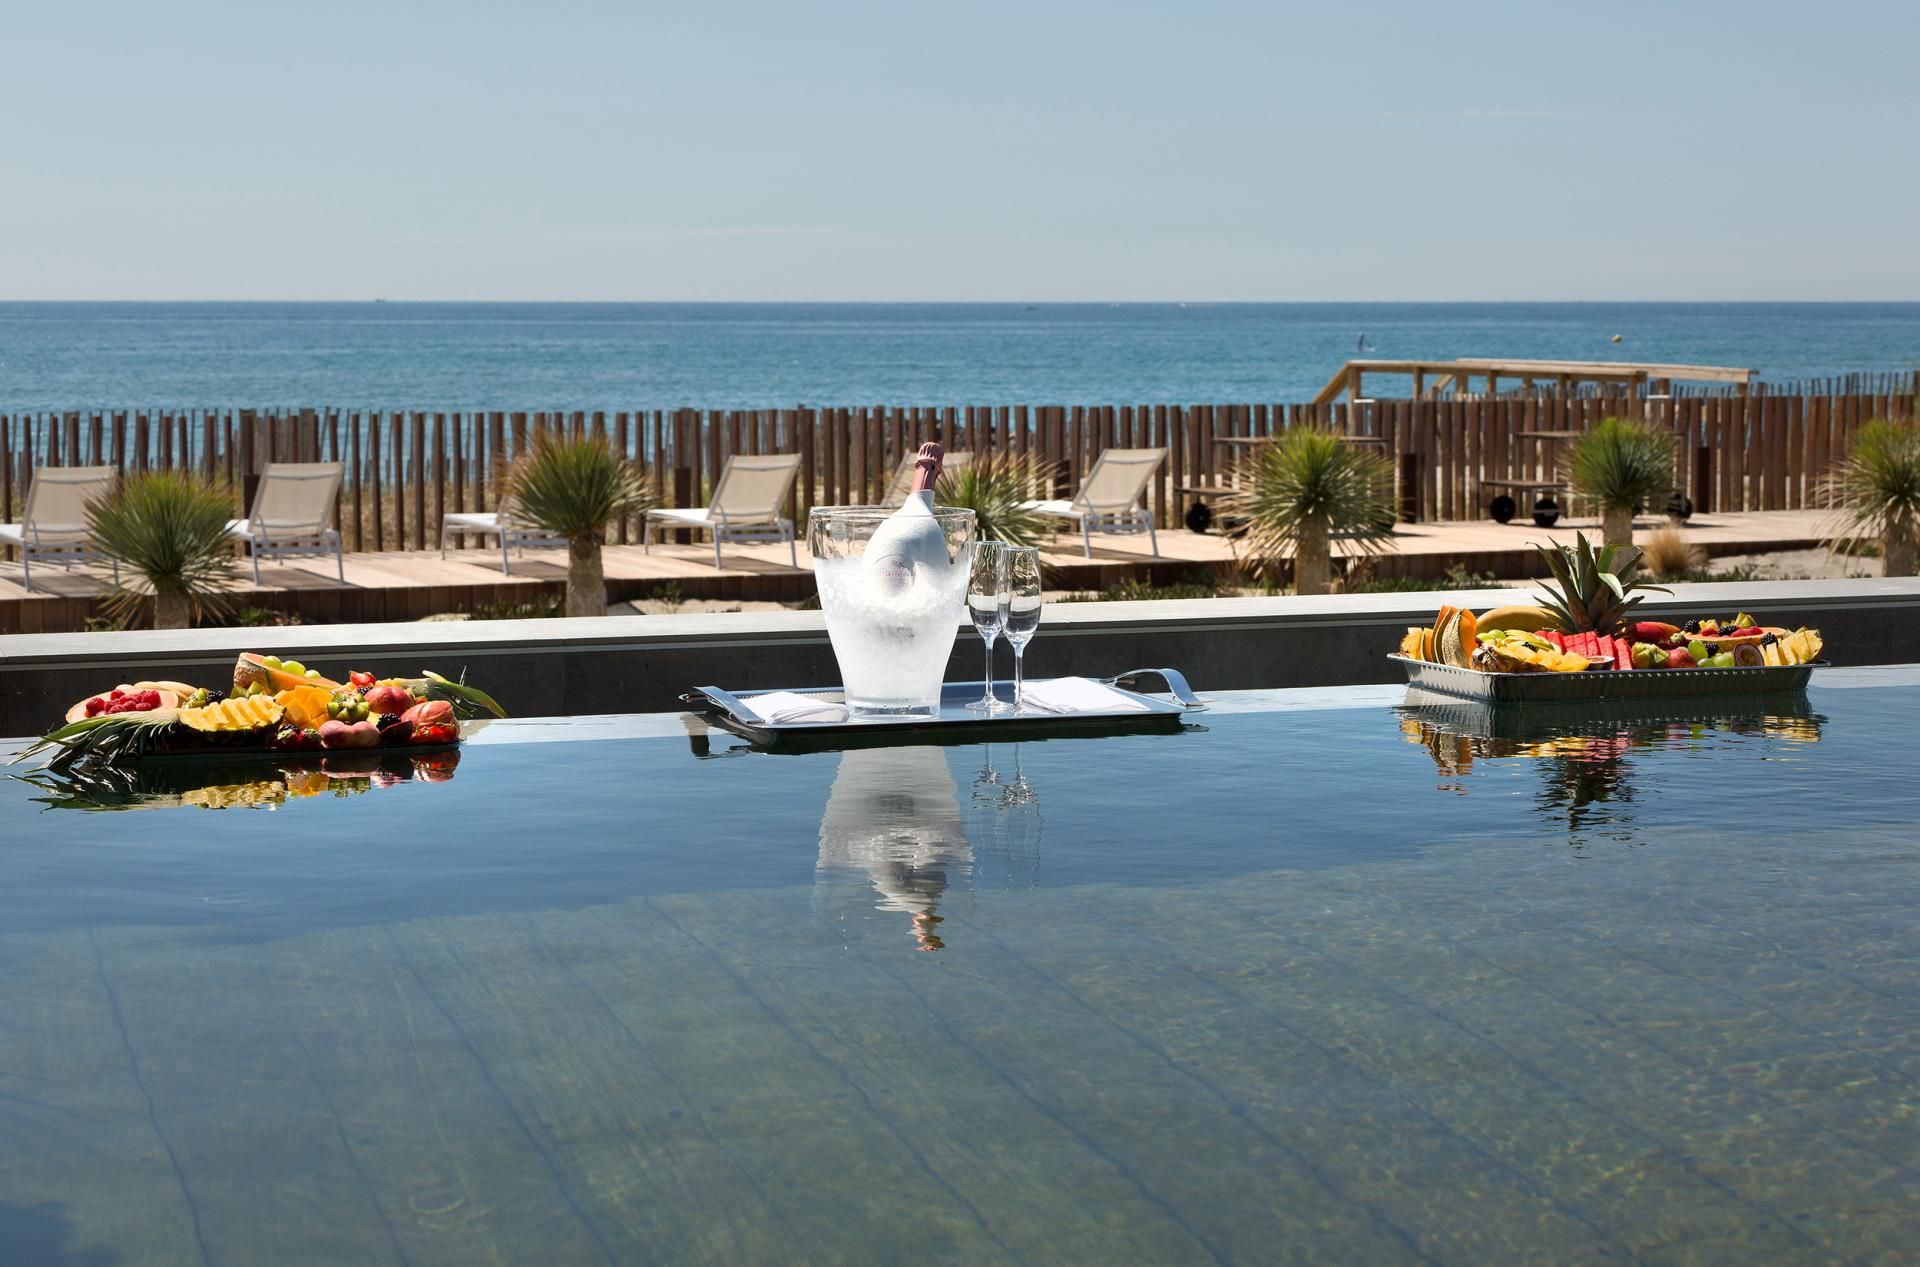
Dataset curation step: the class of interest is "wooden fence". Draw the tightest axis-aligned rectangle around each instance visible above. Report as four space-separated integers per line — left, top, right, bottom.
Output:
1 390 1915 554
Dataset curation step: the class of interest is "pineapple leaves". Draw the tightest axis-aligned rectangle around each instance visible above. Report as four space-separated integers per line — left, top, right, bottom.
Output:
1532 531 1668 633
421 671 509 720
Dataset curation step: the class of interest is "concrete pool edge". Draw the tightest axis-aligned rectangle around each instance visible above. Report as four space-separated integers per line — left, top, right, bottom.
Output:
3 578 1919 732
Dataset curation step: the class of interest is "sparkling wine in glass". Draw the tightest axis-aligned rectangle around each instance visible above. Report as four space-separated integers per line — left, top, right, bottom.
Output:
965 541 1009 712
1000 546 1043 713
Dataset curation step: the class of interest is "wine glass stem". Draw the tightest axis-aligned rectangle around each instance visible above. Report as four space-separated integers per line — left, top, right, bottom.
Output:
983 635 995 703
1013 645 1025 713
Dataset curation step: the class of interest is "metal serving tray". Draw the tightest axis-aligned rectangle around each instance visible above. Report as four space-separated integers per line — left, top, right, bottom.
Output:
1390 653 1821 703
684 668 1204 746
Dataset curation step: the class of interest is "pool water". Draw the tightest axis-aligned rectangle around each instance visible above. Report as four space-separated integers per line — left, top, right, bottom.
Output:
2 672 1918 1266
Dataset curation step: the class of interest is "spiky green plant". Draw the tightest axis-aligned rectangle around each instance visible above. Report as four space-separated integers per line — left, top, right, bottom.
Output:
508 432 653 617
87 472 237 629
1533 531 1669 633
1821 418 1920 576
937 453 1055 548
1230 426 1396 595
12 708 186 771
1565 417 1674 547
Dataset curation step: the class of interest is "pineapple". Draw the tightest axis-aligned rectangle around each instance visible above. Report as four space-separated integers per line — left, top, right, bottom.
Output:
178 696 285 733
1533 532 1670 634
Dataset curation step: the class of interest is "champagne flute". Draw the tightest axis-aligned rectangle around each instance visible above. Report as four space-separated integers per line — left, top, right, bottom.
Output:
1000 546 1043 713
965 541 1009 712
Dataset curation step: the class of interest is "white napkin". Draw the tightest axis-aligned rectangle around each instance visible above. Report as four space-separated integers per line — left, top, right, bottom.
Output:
1016 676 1151 715
741 691 848 724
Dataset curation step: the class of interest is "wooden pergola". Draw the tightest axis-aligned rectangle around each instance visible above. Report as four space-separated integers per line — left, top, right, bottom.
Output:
1311 357 1755 406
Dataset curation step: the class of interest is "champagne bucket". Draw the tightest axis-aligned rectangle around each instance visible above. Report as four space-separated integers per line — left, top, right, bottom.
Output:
808 506 977 718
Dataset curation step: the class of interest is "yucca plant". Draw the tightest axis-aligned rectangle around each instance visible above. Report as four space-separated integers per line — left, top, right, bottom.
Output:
1565 417 1674 547
937 453 1056 548
1230 426 1396 595
87 471 237 629
1534 531 1669 633
508 432 653 617
1821 418 1920 576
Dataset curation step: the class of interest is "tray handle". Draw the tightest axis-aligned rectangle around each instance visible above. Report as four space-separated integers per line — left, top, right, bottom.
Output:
680 686 768 725
1108 668 1207 710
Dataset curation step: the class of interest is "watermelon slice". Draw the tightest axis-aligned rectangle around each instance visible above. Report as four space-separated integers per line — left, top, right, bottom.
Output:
1544 630 1565 651
1612 636 1634 671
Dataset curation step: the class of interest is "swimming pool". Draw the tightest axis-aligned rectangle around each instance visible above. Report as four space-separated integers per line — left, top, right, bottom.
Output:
3 671 1917 1265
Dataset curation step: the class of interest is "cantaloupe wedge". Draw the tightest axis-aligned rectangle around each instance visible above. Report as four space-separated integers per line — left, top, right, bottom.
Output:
233 652 341 694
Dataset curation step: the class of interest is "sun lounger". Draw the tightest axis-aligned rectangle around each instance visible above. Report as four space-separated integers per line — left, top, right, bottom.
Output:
1022 448 1165 557
644 453 802 569
440 495 568 575
0 465 119 592
227 462 345 584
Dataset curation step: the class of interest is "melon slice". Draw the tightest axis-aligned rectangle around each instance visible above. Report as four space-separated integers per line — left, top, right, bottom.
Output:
64 686 185 725
233 652 341 694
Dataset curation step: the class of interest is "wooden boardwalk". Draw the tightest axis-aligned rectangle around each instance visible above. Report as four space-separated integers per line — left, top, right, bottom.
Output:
0 510 1830 633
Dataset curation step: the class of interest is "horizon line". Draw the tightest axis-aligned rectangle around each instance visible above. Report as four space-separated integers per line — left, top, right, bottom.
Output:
4 297 1920 306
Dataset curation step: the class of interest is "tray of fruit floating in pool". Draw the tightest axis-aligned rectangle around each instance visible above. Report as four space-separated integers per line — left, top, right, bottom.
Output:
1389 536 1827 704
12 651 507 775
685 669 1203 747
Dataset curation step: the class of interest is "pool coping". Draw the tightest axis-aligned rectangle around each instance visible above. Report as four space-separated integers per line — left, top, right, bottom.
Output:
4 578 1919 733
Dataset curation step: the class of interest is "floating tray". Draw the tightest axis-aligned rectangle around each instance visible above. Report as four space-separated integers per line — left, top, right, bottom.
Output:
1390 653 1821 703
684 668 1203 748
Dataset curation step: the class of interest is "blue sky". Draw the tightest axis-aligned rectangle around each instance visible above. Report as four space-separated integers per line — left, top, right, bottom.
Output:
3 1 1915 301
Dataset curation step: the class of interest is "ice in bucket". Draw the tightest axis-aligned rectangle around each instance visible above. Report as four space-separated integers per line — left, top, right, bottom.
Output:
809 446 976 718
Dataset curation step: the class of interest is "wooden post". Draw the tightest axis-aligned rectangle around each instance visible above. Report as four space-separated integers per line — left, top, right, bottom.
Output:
431 412 446 549
351 412 365 552
1692 444 1712 515
411 411 427 551
369 413 385 551
1399 452 1421 524
390 411 406 550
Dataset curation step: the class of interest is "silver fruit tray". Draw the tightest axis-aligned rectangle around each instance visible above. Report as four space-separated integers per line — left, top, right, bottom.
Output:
1390 653 1821 703
684 668 1203 747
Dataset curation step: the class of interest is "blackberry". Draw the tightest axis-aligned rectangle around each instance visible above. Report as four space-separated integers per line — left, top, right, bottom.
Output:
203 688 229 705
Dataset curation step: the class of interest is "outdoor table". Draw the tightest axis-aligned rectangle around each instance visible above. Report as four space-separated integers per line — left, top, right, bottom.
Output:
1481 429 1584 524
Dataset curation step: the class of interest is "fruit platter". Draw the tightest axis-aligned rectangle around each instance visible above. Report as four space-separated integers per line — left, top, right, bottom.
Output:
1390 535 1827 703
17 747 464 813
13 652 506 773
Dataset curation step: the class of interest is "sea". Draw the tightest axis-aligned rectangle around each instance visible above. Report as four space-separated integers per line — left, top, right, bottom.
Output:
1 302 1916 412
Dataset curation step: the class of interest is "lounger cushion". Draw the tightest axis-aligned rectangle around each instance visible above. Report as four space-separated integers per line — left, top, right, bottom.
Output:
443 513 501 532
228 519 338 542
647 507 719 527
0 522 90 543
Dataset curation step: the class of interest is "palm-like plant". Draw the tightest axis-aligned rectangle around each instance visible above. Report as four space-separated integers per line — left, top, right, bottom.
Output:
1821 419 1920 576
1231 426 1396 595
87 472 237 629
937 453 1055 548
508 432 653 617
1565 417 1674 547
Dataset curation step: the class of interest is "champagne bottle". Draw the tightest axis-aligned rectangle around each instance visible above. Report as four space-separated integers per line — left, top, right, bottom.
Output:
864 442 946 593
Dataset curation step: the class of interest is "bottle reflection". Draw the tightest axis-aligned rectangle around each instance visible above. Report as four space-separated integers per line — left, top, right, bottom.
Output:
815 743 1041 951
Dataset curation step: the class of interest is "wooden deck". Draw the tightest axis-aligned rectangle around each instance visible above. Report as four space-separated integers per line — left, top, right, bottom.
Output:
0 510 1831 633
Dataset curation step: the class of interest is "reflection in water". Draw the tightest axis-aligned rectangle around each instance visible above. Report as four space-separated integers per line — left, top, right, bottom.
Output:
816 744 1041 951
16 748 461 813
1397 693 1823 844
